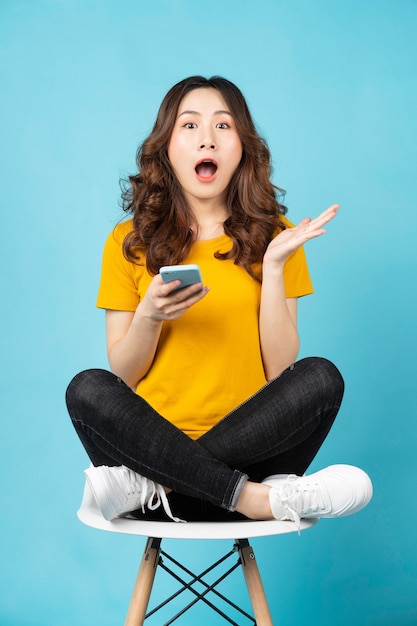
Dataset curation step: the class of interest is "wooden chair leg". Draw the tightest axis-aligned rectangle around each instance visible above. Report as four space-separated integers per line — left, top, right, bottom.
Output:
237 539 274 626
125 537 161 626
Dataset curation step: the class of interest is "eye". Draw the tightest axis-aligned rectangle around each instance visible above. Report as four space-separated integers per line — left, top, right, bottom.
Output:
216 122 230 129
184 122 197 129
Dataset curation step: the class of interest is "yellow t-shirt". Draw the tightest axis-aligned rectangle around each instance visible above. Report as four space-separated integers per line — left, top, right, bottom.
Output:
96 216 313 439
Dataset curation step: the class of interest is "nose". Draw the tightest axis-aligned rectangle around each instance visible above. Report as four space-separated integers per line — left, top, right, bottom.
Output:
199 125 216 150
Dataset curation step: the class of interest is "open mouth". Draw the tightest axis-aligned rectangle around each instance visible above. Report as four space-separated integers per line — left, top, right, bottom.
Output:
195 159 218 181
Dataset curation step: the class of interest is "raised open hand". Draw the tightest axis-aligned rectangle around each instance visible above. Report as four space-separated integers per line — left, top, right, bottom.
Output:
264 204 339 267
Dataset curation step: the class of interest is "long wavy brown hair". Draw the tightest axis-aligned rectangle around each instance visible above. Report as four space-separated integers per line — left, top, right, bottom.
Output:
121 75 287 281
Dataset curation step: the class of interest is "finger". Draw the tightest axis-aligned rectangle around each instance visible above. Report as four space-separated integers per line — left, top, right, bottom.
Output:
159 280 182 297
313 204 339 220
297 205 338 231
163 282 206 305
308 204 339 229
164 286 209 318
180 286 209 307
174 282 205 299
151 274 180 297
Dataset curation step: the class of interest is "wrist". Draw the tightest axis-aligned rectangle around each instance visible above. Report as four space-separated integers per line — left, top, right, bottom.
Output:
133 304 164 328
262 258 285 279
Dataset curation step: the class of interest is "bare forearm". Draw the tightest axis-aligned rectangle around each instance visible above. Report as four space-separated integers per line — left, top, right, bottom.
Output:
106 275 209 389
108 311 163 389
259 265 300 380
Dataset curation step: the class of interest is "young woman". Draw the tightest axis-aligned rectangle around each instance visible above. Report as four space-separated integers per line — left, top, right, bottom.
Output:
66 76 372 526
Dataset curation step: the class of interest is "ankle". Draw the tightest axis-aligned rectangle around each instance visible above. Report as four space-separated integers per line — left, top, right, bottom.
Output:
235 481 273 520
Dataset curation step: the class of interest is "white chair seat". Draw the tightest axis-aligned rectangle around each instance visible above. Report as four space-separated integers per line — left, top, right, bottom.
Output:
77 480 319 540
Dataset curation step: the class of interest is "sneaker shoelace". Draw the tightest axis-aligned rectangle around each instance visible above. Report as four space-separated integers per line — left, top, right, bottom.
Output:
122 467 184 523
273 475 326 530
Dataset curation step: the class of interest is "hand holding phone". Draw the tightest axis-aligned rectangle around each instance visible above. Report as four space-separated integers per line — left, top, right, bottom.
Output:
160 264 203 293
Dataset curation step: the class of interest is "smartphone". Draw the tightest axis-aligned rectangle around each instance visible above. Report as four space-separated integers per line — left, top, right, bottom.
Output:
160 264 203 293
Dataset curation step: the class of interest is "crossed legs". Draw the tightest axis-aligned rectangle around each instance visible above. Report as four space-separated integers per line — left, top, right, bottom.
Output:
66 357 344 520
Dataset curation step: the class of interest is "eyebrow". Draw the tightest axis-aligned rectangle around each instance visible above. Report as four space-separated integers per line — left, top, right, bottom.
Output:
177 109 233 118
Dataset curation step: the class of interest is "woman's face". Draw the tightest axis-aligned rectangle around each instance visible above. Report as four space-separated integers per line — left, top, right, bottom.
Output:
167 87 243 210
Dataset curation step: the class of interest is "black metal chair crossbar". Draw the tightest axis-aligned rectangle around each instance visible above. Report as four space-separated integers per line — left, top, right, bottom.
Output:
77 481 318 625
143 537 258 625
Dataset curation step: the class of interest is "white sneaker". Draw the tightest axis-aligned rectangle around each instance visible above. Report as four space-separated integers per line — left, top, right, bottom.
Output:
263 464 373 528
84 465 183 522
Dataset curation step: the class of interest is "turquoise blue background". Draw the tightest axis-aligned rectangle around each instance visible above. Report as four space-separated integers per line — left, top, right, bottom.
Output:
1 1 416 624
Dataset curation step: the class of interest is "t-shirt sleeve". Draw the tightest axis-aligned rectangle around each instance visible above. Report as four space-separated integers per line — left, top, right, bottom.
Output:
96 221 142 311
281 216 314 298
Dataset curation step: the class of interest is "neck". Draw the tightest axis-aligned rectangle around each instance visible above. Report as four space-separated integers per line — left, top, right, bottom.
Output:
188 198 230 241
